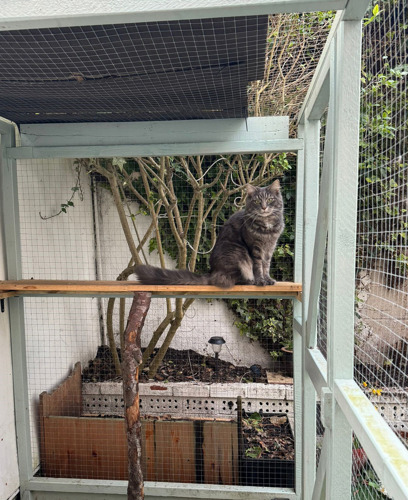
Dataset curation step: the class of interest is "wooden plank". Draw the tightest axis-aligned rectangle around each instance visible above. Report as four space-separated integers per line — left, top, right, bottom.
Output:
311 433 328 500
7 139 303 160
0 291 18 298
0 1 347 31
39 362 82 418
0 279 302 300
154 421 196 483
39 362 83 480
335 380 408 500
305 97 334 349
20 117 289 148
203 422 238 485
143 421 156 482
325 20 362 500
42 417 128 480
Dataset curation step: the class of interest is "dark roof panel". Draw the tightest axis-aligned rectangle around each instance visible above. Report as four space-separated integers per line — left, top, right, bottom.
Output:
0 16 268 124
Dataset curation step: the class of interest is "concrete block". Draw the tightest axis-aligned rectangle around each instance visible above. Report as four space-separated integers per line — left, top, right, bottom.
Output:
173 383 210 397
82 382 102 395
99 382 123 395
209 383 247 398
247 384 286 400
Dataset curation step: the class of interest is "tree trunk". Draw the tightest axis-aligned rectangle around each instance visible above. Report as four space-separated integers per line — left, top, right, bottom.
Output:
122 292 151 500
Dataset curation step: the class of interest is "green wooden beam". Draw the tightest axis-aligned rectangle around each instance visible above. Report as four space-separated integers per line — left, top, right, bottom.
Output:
7 139 303 160
335 380 408 500
0 1 347 31
0 126 34 497
27 478 298 500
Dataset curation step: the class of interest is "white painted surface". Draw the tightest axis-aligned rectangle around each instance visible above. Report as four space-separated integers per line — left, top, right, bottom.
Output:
0 171 20 499
16 158 101 466
20 117 289 148
0 0 347 30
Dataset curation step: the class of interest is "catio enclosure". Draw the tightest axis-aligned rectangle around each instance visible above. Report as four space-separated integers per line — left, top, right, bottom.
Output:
0 1 407 500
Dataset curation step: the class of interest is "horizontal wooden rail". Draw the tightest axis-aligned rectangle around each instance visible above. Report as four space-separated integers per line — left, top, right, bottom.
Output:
0 279 302 300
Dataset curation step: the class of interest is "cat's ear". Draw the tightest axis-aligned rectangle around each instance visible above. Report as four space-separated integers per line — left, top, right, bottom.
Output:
246 184 256 196
270 179 281 191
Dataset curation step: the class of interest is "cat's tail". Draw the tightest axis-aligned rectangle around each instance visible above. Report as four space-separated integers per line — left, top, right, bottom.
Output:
134 264 211 286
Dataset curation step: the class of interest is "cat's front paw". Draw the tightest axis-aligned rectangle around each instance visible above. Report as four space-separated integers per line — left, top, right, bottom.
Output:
262 276 276 286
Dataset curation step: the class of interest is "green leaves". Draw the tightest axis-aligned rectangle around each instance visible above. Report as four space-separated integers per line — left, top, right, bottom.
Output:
364 4 382 26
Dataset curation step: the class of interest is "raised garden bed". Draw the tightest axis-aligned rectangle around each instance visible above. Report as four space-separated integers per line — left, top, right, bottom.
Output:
39 362 295 486
39 363 238 484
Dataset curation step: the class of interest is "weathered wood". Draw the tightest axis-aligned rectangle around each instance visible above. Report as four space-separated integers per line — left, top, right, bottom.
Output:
42 416 128 479
39 362 83 478
0 291 18 298
154 421 196 483
0 279 302 300
122 292 151 500
39 362 82 419
202 421 238 485
20 117 289 148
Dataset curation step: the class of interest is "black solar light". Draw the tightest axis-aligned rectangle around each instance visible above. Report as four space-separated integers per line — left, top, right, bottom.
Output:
208 336 226 373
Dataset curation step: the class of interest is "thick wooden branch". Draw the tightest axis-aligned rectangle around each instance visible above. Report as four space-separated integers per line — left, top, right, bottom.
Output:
122 292 151 500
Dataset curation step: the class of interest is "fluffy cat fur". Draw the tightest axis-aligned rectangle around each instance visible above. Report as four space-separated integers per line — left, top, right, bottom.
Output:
135 180 284 288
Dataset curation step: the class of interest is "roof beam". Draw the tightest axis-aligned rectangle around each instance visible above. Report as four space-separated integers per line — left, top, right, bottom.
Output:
8 117 303 158
8 139 303 159
343 0 371 21
0 1 347 31
19 117 289 148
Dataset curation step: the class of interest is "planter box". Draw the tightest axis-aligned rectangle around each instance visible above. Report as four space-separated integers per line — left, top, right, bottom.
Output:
238 410 295 488
39 363 238 484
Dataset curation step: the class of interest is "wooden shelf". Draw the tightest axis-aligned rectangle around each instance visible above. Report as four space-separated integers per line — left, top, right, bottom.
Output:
0 280 302 300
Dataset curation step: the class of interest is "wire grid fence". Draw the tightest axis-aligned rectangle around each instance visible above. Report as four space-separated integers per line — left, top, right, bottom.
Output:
0 12 332 129
316 111 329 359
247 11 333 134
351 1 408 498
16 153 296 486
0 16 268 124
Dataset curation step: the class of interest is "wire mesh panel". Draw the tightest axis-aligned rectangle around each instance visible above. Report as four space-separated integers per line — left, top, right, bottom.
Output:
3 8 336 493
0 16 267 124
16 153 297 486
353 1 408 492
316 113 329 358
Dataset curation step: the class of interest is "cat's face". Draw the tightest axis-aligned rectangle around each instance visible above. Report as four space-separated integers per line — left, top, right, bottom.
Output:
246 181 282 218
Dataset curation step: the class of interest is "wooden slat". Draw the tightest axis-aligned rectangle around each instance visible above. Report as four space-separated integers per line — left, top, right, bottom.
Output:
0 291 19 299
203 421 238 485
154 421 196 483
42 416 128 480
0 279 302 300
143 421 156 482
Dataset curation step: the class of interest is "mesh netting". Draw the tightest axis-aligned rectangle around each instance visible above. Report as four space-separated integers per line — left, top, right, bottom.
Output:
0 16 267 124
352 1 408 496
17 153 297 486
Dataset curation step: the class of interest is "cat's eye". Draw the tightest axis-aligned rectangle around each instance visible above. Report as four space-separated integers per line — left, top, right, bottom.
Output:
268 198 275 204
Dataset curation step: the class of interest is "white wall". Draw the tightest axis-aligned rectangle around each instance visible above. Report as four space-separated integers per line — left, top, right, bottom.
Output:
16 159 101 466
0 170 20 499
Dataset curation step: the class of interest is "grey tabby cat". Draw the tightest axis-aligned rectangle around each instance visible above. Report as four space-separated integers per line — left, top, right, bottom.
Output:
135 180 284 288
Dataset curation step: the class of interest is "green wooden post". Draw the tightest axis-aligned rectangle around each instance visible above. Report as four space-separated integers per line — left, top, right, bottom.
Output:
1 123 34 500
299 119 320 499
293 126 304 496
325 19 362 500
